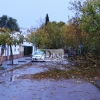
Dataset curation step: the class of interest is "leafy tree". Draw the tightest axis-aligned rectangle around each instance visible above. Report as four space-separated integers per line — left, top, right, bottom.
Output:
69 0 100 55
80 0 100 53
0 15 21 65
0 15 8 28
7 17 19 31
57 21 65 28
0 15 19 31
27 21 67 49
36 22 63 49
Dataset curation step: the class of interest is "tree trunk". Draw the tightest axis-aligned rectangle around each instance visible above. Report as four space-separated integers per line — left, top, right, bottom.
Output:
0 47 4 66
10 44 13 65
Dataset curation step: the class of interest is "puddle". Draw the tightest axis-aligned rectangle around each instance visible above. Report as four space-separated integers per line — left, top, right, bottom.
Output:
0 60 69 83
0 61 100 100
18 61 27 62
0 63 48 83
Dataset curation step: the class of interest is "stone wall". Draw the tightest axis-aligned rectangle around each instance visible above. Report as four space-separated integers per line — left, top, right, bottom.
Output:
39 49 64 60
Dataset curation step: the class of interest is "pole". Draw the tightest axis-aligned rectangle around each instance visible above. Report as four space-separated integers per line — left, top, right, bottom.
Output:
32 28 36 54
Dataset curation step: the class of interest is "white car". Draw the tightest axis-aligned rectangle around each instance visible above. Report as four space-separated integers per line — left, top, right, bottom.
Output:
32 51 45 61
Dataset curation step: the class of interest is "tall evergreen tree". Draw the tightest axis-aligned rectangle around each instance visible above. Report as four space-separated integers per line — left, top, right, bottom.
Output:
45 14 49 25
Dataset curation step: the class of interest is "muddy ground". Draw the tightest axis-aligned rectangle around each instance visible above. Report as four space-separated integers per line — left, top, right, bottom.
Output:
0 61 100 100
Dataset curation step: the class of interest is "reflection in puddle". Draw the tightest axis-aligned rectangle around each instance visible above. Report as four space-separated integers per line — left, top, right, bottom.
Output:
0 65 48 83
0 61 69 83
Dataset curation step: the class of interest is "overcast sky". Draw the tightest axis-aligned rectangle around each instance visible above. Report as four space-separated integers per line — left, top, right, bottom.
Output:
0 0 74 28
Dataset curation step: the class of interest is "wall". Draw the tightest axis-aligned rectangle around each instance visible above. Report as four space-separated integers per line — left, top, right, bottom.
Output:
0 41 33 61
38 49 64 60
0 45 20 61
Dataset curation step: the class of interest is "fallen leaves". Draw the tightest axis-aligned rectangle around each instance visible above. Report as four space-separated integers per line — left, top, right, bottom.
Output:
16 57 100 86
17 65 100 85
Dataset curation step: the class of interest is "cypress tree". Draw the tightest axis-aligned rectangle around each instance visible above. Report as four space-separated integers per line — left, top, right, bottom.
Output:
45 14 49 25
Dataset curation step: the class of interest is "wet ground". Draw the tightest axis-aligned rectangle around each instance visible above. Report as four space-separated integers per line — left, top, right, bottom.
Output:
0 60 100 100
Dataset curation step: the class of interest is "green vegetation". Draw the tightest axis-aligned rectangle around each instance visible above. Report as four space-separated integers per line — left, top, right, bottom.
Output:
25 0 100 79
0 15 24 65
0 0 100 79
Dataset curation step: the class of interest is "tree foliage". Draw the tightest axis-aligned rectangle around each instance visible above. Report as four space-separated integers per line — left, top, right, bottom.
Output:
27 21 66 49
0 15 20 31
0 15 23 65
0 15 24 45
69 0 100 55
27 0 100 58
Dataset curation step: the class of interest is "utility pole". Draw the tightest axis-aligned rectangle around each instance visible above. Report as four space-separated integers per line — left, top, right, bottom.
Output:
32 28 36 54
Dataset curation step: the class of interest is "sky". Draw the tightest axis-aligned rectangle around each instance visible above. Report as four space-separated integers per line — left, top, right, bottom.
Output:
0 0 75 28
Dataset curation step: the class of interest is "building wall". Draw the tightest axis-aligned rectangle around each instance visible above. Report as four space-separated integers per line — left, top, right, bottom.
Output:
19 44 24 57
0 45 21 61
0 41 33 61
